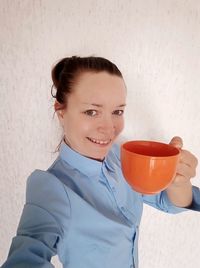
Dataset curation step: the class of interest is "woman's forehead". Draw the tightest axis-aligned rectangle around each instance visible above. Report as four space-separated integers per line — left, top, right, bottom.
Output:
63 72 126 109
73 72 126 97
76 71 125 88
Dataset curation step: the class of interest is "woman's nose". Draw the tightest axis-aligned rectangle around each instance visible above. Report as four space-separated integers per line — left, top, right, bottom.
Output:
97 116 115 135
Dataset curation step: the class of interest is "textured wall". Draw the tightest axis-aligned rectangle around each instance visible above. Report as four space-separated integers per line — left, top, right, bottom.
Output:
0 1 200 267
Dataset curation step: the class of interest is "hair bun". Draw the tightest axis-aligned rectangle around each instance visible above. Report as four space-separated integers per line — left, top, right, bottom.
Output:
51 58 67 89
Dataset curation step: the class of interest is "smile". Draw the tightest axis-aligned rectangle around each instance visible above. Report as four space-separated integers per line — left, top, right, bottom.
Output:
87 137 111 145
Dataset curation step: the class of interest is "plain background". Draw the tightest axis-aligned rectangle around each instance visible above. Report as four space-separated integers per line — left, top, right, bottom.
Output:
0 1 200 267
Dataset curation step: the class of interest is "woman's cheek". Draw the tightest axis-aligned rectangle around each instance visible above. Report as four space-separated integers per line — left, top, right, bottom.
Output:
116 118 124 134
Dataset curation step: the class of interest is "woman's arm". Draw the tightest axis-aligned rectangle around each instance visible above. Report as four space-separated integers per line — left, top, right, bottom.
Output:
1 204 61 268
1 170 71 268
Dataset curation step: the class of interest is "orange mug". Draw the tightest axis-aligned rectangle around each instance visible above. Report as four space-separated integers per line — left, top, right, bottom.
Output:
121 140 180 194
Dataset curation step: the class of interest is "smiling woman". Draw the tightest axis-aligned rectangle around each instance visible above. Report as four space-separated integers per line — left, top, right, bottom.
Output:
55 71 126 160
52 56 127 160
2 56 200 268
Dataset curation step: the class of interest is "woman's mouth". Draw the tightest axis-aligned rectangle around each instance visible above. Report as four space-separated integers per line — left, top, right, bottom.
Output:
87 137 111 145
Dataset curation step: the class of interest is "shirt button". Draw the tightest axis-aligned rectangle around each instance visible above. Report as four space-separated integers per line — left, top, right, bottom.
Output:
111 186 116 192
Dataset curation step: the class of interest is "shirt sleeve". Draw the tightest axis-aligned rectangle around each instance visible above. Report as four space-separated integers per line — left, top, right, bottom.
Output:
142 185 200 213
1 170 71 268
184 185 200 211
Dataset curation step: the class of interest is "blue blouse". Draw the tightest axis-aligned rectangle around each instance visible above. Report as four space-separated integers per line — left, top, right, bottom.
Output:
2 142 200 268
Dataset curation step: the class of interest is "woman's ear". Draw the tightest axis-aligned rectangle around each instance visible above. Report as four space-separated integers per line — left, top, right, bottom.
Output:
54 101 65 125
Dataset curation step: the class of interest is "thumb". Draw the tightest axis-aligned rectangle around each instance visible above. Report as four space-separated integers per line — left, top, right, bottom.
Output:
169 136 183 149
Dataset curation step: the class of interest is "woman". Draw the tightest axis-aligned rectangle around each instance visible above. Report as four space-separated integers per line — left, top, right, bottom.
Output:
2 56 199 268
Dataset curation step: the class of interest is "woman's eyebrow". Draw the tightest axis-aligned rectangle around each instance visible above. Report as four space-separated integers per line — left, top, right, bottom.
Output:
117 104 126 107
82 102 126 108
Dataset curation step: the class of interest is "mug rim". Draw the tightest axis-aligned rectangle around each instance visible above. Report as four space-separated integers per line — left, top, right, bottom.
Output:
121 140 180 159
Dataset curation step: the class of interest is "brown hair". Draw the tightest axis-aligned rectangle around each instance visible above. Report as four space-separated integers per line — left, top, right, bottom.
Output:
51 56 123 110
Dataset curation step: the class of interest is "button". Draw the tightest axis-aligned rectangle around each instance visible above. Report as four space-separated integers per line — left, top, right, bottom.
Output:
111 186 116 192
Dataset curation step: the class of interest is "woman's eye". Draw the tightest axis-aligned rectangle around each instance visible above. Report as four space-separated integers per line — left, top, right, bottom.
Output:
113 110 124 116
84 110 98 116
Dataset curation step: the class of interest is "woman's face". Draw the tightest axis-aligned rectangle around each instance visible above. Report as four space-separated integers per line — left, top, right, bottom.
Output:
57 71 127 160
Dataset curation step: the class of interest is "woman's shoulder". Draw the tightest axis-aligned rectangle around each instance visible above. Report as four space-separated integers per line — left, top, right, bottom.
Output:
26 169 70 208
14 170 71 245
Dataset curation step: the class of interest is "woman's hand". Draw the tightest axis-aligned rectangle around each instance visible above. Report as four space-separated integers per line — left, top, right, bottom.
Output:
166 136 198 207
169 136 198 186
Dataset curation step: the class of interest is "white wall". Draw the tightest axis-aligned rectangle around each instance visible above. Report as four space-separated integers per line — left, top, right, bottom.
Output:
0 0 200 267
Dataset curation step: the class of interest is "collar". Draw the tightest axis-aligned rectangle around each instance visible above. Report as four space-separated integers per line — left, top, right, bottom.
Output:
59 142 104 177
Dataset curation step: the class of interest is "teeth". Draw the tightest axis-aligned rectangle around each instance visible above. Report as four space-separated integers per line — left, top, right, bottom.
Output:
88 137 110 145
